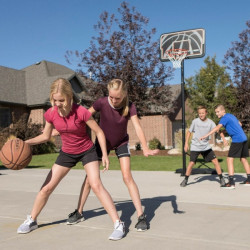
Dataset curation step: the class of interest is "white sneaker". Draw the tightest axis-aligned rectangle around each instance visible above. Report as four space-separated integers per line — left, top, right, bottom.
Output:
109 220 125 240
17 215 38 234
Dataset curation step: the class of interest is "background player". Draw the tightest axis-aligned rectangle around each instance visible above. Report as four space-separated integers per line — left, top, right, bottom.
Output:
180 106 226 187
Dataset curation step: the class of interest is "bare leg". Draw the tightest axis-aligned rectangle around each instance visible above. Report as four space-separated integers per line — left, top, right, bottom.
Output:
31 164 70 220
241 158 250 174
227 157 234 176
185 161 195 176
211 158 223 175
84 161 119 223
76 175 91 213
119 157 143 217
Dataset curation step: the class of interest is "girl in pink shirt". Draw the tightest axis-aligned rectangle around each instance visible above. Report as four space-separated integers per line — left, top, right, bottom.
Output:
17 78 124 240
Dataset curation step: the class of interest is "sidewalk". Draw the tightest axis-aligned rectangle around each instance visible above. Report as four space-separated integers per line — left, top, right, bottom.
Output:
1 168 250 250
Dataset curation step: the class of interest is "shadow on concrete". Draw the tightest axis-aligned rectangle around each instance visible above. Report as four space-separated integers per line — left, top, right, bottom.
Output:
187 173 246 186
83 195 185 230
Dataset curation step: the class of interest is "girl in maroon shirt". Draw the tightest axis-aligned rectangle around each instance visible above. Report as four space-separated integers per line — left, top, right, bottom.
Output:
67 79 159 231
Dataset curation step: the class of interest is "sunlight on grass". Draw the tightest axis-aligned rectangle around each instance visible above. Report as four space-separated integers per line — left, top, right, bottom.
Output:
0 153 245 173
0 153 247 173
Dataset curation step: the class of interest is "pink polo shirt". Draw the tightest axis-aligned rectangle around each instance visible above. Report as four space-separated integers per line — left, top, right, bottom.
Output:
44 103 93 154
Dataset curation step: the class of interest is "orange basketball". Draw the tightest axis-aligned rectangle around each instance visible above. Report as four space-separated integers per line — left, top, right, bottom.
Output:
0 138 32 170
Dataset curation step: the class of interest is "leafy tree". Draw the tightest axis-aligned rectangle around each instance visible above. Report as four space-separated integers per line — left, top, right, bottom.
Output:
223 20 250 131
65 1 173 116
185 56 237 123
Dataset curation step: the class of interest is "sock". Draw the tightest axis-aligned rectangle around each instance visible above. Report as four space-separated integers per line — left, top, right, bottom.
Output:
185 175 189 181
229 175 234 184
247 174 250 181
218 174 223 179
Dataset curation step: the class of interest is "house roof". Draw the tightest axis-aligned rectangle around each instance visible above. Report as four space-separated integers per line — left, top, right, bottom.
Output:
0 60 182 114
0 66 26 105
0 60 87 107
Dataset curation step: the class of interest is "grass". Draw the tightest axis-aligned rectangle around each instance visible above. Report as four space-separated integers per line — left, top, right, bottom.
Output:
1 153 249 173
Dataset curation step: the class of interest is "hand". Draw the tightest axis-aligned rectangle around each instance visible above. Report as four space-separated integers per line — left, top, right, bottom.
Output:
200 136 207 141
184 144 189 153
143 148 159 157
223 140 229 146
51 129 60 136
101 155 109 172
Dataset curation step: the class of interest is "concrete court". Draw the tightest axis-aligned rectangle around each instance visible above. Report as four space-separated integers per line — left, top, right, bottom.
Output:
1 168 250 250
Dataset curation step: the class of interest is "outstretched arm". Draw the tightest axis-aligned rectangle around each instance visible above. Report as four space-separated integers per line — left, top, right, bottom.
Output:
200 124 223 140
219 130 228 146
25 121 53 145
131 115 159 157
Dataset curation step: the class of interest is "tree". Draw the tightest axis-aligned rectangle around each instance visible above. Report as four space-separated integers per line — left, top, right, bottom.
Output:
185 56 237 123
223 20 250 131
65 1 173 116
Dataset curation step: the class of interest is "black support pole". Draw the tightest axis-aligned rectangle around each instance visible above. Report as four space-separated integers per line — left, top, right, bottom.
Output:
181 60 186 176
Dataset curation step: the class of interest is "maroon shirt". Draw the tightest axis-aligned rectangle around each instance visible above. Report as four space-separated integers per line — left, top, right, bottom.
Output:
93 97 137 150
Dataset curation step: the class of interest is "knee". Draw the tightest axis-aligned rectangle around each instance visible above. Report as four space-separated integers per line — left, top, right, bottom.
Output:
123 174 134 186
40 185 53 197
89 181 103 194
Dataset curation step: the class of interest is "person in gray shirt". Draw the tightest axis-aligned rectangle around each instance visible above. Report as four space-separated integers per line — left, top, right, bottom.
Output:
180 106 226 187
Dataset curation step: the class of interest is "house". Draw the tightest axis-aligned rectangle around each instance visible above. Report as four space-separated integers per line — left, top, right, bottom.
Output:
0 60 192 149
0 60 90 125
127 84 192 149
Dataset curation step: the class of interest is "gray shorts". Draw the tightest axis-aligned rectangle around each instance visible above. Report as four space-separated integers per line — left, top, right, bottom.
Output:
55 145 99 168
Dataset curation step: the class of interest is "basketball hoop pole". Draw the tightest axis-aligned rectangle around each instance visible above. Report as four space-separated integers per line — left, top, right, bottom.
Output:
181 60 186 176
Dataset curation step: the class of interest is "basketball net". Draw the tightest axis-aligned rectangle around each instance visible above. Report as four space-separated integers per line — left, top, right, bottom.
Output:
165 49 188 68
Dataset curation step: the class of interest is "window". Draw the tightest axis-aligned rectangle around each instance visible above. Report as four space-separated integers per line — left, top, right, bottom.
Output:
0 108 11 128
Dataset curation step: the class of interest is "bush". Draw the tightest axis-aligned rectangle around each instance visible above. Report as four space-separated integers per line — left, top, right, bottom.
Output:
0 113 56 155
135 142 141 151
148 137 164 150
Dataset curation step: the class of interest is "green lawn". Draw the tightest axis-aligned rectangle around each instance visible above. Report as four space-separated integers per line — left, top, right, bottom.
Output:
1 153 248 173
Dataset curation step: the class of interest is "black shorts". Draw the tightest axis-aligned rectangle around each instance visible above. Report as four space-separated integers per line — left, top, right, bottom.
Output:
190 149 216 163
55 145 99 168
228 141 249 158
95 140 130 161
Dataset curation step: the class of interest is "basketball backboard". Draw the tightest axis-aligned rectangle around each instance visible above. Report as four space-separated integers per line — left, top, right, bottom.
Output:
160 28 205 62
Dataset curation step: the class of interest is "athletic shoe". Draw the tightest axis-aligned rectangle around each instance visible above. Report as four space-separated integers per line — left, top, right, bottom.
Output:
17 215 38 234
219 177 226 186
180 179 188 187
239 180 250 186
109 220 125 240
221 183 235 189
66 209 85 225
135 214 148 231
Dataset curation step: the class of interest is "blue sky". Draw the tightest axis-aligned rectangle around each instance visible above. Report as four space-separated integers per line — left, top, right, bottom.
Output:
1 0 249 84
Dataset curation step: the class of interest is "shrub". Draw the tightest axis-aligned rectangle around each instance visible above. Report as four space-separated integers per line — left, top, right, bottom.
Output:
135 142 141 151
148 137 164 150
0 113 56 155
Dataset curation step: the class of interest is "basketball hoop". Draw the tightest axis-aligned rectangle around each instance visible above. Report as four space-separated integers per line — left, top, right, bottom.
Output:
165 49 188 68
